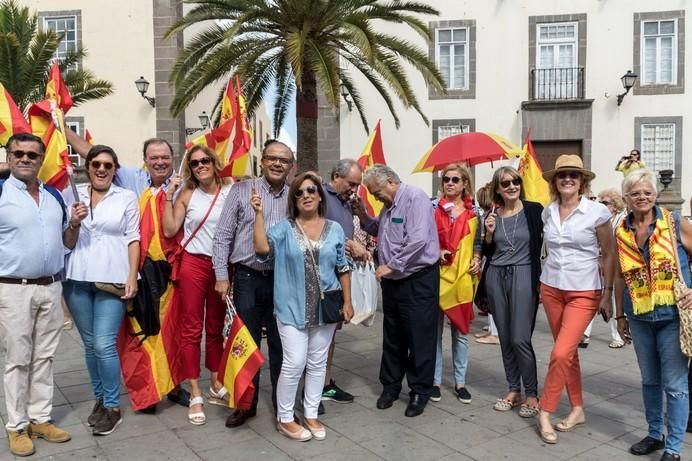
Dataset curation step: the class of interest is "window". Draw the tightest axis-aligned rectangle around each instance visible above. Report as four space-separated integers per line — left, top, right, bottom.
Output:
641 123 675 172
641 20 676 85
536 22 578 99
65 120 83 167
43 15 79 69
436 28 468 90
437 124 470 141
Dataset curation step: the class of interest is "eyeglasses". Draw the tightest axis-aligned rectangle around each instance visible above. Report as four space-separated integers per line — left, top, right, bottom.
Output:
442 176 462 184
600 200 611 206
627 191 655 199
588 196 598 201
11 150 41 161
263 155 292 166
294 185 318 198
556 171 581 180
189 157 212 168
90 160 114 170
499 178 521 188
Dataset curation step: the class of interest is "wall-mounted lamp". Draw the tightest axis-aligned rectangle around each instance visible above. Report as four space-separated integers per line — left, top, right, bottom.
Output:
185 111 211 135
134 76 156 108
340 83 352 112
616 70 638 106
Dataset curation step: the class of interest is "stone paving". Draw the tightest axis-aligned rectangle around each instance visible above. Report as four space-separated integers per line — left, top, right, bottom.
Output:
1 307 690 461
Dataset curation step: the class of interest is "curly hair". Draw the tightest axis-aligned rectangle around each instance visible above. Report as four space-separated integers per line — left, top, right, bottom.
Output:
597 188 625 212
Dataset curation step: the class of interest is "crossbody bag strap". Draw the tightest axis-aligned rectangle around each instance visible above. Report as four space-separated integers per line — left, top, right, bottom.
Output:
667 211 685 283
180 187 222 251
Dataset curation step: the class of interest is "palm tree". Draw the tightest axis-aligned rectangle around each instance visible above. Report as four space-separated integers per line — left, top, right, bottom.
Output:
0 0 113 112
167 0 446 172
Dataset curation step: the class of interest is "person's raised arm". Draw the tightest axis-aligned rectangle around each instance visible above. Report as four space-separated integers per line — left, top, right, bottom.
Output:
162 176 188 238
65 127 92 159
251 190 270 255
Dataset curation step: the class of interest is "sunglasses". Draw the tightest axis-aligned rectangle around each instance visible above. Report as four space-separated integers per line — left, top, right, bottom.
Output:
294 185 318 198
600 200 611 206
499 178 521 188
442 176 462 184
90 160 114 170
11 150 41 161
556 171 581 180
588 196 598 201
189 157 212 168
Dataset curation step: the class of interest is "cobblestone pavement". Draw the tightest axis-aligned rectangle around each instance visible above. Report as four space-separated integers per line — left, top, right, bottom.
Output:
1 308 689 460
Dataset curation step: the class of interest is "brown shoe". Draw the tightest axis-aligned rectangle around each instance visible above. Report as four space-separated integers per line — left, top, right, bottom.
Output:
28 421 71 443
8 429 35 456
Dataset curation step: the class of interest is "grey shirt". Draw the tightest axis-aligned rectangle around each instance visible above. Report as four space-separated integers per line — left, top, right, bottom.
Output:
490 210 531 266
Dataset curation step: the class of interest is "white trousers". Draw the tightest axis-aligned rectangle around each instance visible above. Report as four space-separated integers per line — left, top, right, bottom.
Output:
276 321 337 422
0 282 63 431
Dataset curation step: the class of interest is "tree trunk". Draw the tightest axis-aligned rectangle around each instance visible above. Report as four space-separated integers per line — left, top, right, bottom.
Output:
295 70 318 173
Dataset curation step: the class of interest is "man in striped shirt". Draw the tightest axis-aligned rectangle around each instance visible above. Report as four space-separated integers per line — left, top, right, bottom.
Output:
212 140 293 428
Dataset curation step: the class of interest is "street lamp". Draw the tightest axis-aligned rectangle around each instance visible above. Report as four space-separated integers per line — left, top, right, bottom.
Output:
616 70 638 106
134 76 156 108
340 83 353 112
185 111 212 135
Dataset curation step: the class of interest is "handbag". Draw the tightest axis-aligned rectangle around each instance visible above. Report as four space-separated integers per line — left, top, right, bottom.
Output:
667 212 692 357
94 282 126 297
170 187 222 282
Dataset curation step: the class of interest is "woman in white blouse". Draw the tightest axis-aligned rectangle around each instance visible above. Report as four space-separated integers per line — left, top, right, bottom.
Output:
162 145 231 425
536 155 615 444
63 145 140 436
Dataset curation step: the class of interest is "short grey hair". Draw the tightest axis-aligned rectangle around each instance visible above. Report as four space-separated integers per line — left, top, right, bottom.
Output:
330 158 362 180
622 168 658 196
363 164 400 187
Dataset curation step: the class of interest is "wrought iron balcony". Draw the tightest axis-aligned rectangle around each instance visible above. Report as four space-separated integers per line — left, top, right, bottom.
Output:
530 67 585 101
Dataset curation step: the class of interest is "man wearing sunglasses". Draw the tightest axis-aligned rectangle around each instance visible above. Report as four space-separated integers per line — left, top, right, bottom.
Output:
212 139 294 428
0 133 88 456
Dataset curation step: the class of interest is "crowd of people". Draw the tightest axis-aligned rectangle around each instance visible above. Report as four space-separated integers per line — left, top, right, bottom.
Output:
1 132 692 461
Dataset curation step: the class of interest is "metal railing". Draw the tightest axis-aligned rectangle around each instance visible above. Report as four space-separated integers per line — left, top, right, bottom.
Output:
530 67 585 100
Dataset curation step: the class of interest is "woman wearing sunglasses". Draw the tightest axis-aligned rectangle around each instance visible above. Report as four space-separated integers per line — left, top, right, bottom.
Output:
62 145 140 436
482 166 544 418
252 171 353 442
537 155 615 444
162 145 231 425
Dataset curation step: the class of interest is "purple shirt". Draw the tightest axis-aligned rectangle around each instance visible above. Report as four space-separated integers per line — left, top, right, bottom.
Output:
364 183 439 280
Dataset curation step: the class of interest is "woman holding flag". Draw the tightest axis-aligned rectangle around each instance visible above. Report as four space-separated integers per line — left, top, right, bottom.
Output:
162 145 231 425
432 164 481 404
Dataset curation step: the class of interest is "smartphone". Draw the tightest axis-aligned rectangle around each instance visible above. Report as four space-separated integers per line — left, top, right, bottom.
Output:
600 310 608 322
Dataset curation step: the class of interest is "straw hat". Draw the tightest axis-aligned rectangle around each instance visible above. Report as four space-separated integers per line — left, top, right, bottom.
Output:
542 154 596 181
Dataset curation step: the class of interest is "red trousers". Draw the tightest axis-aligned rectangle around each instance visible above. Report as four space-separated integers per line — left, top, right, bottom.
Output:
539 284 600 413
178 251 225 380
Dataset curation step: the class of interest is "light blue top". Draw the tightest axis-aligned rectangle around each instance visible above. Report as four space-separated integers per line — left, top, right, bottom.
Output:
114 165 171 198
0 175 66 278
262 218 349 328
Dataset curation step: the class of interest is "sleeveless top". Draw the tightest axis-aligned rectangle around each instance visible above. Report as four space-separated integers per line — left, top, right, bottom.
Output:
183 185 230 256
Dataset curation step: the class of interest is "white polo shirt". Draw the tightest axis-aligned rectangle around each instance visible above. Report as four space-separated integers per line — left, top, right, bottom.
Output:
540 196 611 291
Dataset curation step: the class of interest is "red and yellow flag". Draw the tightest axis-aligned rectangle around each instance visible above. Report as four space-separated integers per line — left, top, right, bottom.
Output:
357 120 387 217
0 82 30 145
517 130 550 206
85 129 94 144
45 59 73 114
219 314 264 410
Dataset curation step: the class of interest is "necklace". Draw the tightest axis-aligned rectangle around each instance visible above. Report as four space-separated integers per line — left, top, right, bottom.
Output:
501 210 519 254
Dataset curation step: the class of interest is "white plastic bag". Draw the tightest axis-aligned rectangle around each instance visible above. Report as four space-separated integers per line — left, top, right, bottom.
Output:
350 262 378 326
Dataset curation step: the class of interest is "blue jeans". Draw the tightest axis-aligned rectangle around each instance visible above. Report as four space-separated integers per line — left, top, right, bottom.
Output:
63 281 126 408
434 312 468 387
629 317 689 455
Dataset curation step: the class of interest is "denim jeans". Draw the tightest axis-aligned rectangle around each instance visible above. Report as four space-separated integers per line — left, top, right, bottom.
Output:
434 312 468 387
629 317 689 456
63 280 126 408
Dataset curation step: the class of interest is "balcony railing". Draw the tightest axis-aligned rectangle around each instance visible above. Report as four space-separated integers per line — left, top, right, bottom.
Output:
530 67 584 101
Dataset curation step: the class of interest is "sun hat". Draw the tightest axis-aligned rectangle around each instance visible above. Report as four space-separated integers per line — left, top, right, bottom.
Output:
542 154 596 181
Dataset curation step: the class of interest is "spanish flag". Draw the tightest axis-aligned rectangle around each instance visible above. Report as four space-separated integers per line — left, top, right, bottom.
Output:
30 101 71 189
0 82 30 145
435 198 479 334
517 131 550 206
45 59 73 114
218 313 264 410
117 188 184 410
357 120 387 216
85 129 94 144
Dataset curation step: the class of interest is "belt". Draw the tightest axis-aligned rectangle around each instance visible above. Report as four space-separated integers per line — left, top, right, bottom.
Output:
0 273 62 286
235 264 273 277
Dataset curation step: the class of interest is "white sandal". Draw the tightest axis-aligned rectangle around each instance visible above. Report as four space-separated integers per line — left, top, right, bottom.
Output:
207 386 230 407
188 395 206 425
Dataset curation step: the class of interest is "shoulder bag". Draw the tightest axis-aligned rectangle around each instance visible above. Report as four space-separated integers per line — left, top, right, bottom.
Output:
667 212 692 357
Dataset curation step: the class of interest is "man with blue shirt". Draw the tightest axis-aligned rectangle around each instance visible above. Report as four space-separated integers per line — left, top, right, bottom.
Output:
0 133 87 457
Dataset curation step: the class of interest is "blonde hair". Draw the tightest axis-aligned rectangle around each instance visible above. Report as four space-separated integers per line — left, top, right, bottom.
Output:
490 166 525 206
181 145 223 190
597 188 625 212
476 182 493 210
621 168 658 197
439 163 473 199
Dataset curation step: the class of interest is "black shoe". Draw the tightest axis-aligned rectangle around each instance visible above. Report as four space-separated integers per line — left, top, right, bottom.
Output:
456 387 472 404
405 394 428 417
225 409 257 428
87 400 106 427
322 380 354 403
430 386 442 402
92 408 122 436
630 435 665 455
660 452 681 461
167 387 190 407
376 391 398 410
578 335 590 349
138 404 157 414
318 401 325 415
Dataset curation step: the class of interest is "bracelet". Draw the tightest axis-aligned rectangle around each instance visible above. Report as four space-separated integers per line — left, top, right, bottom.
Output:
165 198 173 202
68 222 81 230
603 287 613 292
614 315 627 321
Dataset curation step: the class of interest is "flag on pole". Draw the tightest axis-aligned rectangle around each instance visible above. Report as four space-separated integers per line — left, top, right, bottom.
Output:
0 82 30 145
517 130 551 206
85 129 94 144
45 59 73 113
357 120 387 217
230 75 251 162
